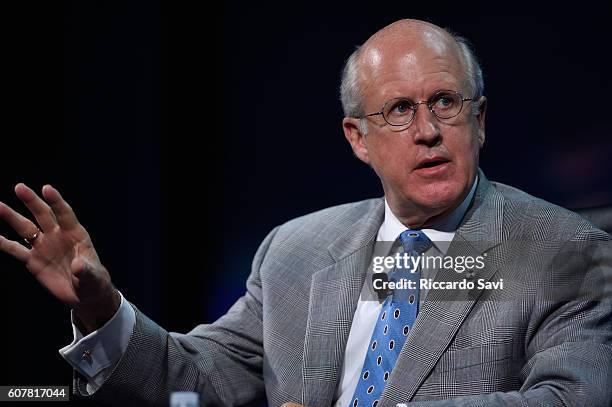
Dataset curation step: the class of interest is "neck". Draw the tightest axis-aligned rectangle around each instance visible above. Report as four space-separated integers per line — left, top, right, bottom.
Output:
392 201 462 229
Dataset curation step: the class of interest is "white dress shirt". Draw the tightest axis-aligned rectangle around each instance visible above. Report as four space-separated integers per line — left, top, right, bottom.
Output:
59 292 135 393
59 178 477 401
332 178 477 407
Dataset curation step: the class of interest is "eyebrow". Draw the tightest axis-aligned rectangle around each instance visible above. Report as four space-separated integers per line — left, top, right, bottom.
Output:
384 89 461 103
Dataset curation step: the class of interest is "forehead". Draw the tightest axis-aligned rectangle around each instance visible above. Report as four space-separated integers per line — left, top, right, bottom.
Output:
358 30 467 106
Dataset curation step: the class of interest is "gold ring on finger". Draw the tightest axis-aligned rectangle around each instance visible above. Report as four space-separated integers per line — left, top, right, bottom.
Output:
24 228 41 246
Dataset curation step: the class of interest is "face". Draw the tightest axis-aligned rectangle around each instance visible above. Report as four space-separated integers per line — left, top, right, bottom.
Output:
343 25 487 227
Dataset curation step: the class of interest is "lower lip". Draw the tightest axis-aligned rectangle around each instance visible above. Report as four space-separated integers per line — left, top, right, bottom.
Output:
414 161 451 175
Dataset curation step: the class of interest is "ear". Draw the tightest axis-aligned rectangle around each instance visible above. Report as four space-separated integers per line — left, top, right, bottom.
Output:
475 96 487 148
342 117 371 165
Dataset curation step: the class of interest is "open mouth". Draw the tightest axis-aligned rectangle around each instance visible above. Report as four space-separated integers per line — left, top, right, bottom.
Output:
416 159 451 170
418 160 449 169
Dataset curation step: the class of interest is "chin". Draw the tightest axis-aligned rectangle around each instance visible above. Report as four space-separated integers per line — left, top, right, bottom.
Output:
408 179 467 210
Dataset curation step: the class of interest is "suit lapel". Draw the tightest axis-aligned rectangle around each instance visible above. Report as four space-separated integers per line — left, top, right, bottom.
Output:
379 172 507 406
301 199 384 406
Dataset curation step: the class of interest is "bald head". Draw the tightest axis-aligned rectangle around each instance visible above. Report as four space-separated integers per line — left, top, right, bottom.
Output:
340 19 483 120
363 19 457 50
361 20 463 81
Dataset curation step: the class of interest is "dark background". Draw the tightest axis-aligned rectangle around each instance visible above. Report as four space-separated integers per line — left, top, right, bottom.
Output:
0 2 610 406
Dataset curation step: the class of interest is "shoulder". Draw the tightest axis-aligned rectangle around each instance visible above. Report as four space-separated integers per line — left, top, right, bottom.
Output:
490 180 609 241
272 198 383 245
254 198 383 270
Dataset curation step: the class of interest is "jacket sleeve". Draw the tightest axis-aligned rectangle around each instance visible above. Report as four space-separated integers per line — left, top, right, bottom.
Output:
73 226 280 407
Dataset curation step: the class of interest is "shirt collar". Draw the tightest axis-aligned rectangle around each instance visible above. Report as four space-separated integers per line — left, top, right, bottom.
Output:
377 175 478 253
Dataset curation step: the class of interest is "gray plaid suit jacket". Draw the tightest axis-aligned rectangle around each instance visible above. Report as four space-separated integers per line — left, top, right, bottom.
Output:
75 170 612 406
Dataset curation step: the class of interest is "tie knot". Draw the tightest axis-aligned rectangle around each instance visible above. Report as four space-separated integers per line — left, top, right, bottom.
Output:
398 229 432 255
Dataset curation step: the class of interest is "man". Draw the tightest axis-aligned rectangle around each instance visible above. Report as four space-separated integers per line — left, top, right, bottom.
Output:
0 19 610 406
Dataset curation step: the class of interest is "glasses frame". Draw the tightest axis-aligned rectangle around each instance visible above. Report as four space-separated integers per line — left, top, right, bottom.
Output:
361 90 477 128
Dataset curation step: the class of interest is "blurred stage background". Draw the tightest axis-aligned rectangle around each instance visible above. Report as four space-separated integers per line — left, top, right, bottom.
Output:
0 2 610 405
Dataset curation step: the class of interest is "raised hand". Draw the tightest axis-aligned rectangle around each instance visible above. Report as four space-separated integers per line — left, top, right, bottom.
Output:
0 183 120 334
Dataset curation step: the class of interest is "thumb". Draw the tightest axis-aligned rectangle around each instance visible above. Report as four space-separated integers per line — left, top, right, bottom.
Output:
71 257 103 289
71 256 113 307
71 256 91 277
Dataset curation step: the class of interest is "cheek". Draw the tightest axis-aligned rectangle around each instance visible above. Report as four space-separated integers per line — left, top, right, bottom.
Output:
451 133 481 167
368 138 414 174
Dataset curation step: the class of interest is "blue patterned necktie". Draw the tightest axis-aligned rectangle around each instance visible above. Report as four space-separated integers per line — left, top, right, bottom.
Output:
349 229 432 407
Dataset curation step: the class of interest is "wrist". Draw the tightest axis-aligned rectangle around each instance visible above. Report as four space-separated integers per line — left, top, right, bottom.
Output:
74 288 121 335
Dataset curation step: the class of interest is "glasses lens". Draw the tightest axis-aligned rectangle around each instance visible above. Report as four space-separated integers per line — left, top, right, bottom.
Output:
430 91 463 119
383 98 414 126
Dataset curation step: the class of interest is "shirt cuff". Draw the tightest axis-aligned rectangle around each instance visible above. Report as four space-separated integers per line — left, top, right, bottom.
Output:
59 291 136 381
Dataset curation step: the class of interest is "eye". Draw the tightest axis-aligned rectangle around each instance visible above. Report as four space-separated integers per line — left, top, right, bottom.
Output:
438 96 452 107
386 99 413 116
432 92 459 111
382 98 417 125
394 101 412 113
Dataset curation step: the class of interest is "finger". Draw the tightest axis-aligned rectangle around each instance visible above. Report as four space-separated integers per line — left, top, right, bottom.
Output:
0 234 30 262
42 185 80 231
14 183 57 232
0 201 41 241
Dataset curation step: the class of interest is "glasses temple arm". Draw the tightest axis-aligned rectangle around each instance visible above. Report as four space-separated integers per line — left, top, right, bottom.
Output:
361 112 383 119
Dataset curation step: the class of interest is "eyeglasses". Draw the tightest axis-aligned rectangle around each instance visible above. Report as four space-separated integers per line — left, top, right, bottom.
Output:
361 90 476 127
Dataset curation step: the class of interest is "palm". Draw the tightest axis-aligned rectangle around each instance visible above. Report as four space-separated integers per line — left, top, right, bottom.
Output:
27 225 95 306
0 184 110 309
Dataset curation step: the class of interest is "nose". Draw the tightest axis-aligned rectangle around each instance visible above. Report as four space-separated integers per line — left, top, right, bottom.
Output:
411 104 441 147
